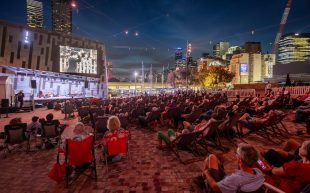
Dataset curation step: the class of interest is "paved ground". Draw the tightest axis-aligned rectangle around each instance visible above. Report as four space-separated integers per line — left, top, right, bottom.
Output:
0 108 309 193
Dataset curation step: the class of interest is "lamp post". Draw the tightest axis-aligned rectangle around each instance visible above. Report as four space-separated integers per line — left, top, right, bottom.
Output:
186 41 192 90
134 71 138 95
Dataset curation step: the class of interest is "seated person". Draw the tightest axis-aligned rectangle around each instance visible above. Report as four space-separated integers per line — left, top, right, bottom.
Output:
27 116 42 136
157 114 218 149
262 139 301 167
42 113 61 131
292 91 309 107
54 101 62 111
198 143 264 193
9 117 23 125
295 103 310 122
265 140 310 193
138 107 159 128
102 116 125 162
237 110 278 135
181 105 198 119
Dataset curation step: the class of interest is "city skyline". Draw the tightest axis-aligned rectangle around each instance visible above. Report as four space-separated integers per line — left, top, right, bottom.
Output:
0 0 310 77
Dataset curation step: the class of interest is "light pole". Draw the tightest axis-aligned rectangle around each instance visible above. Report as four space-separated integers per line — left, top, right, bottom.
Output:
186 41 192 90
134 71 138 95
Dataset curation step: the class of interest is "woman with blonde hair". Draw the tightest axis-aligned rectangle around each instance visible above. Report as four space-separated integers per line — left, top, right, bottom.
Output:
106 116 122 134
103 116 126 162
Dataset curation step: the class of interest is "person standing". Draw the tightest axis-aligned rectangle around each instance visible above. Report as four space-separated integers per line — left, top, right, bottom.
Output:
17 91 24 109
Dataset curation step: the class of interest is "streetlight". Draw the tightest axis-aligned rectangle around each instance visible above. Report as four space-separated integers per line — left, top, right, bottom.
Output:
134 71 138 95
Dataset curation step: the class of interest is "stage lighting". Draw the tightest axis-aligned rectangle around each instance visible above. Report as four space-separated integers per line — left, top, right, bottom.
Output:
71 1 77 8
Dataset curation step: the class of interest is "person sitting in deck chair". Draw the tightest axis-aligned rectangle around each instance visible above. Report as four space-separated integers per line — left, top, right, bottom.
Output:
157 114 217 149
237 110 281 136
192 143 264 193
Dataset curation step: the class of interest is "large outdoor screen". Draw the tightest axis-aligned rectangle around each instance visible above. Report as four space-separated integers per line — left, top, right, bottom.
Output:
60 46 98 74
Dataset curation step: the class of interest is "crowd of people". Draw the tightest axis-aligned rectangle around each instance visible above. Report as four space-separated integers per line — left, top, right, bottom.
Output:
1 88 310 193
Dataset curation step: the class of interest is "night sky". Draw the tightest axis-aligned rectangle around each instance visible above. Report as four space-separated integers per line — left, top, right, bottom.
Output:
0 0 310 77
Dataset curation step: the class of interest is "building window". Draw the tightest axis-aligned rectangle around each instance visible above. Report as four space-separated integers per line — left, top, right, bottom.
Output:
10 52 14 64
39 35 43 45
22 61 26 68
41 47 44 55
34 33 38 40
9 35 13 43
17 41 21 59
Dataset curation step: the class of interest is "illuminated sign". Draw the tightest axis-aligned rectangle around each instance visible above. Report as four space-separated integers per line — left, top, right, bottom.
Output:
240 63 248 75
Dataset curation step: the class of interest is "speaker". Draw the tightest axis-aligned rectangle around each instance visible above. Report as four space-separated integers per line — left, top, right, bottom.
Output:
1 99 9 108
84 81 89 88
31 80 37 89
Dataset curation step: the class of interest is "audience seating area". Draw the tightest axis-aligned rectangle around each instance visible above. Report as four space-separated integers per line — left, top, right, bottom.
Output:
0 89 310 193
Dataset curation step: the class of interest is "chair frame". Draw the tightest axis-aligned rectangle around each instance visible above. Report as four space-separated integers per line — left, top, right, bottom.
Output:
64 136 97 188
3 123 29 157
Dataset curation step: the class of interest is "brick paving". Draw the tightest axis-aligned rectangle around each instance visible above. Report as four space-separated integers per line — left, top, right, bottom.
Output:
0 108 309 193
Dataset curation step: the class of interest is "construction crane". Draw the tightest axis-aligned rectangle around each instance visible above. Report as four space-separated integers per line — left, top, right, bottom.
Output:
272 0 293 54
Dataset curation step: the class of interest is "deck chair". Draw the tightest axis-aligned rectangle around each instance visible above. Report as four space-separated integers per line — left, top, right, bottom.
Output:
104 130 130 174
198 120 228 152
94 116 109 138
145 110 161 129
41 122 60 148
3 123 29 157
238 115 281 145
263 182 285 193
78 107 90 121
65 136 97 188
183 109 203 123
168 131 204 164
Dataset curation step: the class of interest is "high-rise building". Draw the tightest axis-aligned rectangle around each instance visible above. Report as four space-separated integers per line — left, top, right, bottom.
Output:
26 0 43 28
175 48 183 61
52 0 72 34
278 33 310 64
213 42 230 58
244 42 261 54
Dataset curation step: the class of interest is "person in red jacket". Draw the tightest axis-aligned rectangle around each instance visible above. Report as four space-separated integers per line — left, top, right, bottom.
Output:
265 140 310 193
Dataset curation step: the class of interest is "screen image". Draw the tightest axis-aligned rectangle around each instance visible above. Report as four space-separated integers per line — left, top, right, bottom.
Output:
60 46 98 74
240 63 248 75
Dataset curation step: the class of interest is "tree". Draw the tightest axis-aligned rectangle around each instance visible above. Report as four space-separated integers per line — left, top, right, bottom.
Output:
199 66 234 88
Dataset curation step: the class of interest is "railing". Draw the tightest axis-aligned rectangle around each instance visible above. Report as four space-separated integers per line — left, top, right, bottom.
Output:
226 89 256 98
273 86 310 96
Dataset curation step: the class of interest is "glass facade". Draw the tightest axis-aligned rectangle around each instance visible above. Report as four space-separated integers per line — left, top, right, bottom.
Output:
27 0 43 28
51 0 72 34
278 33 310 64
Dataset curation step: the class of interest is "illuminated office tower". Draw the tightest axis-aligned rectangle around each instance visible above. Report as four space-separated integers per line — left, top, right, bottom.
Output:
26 0 43 28
278 33 310 64
51 0 72 34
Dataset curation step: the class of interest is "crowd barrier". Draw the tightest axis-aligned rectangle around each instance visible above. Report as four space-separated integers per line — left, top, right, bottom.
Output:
226 89 256 98
273 86 310 97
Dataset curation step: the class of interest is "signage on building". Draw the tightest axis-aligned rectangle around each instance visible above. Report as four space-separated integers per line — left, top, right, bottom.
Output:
240 63 248 75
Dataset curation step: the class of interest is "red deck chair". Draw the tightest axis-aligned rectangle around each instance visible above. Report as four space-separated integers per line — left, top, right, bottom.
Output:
104 130 130 173
64 136 97 188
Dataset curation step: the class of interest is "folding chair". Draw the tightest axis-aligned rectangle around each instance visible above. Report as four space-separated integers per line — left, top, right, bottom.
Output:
197 120 228 152
168 131 205 164
263 182 285 193
94 116 109 138
41 122 60 148
3 123 29 157
104 130 130 173
65 136 97 188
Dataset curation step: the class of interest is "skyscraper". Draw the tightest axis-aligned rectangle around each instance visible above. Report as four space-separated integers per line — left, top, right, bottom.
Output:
175 48 183 61
26 0 43 28
213 42 229 58
278 33 310 64
51 0 72 34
